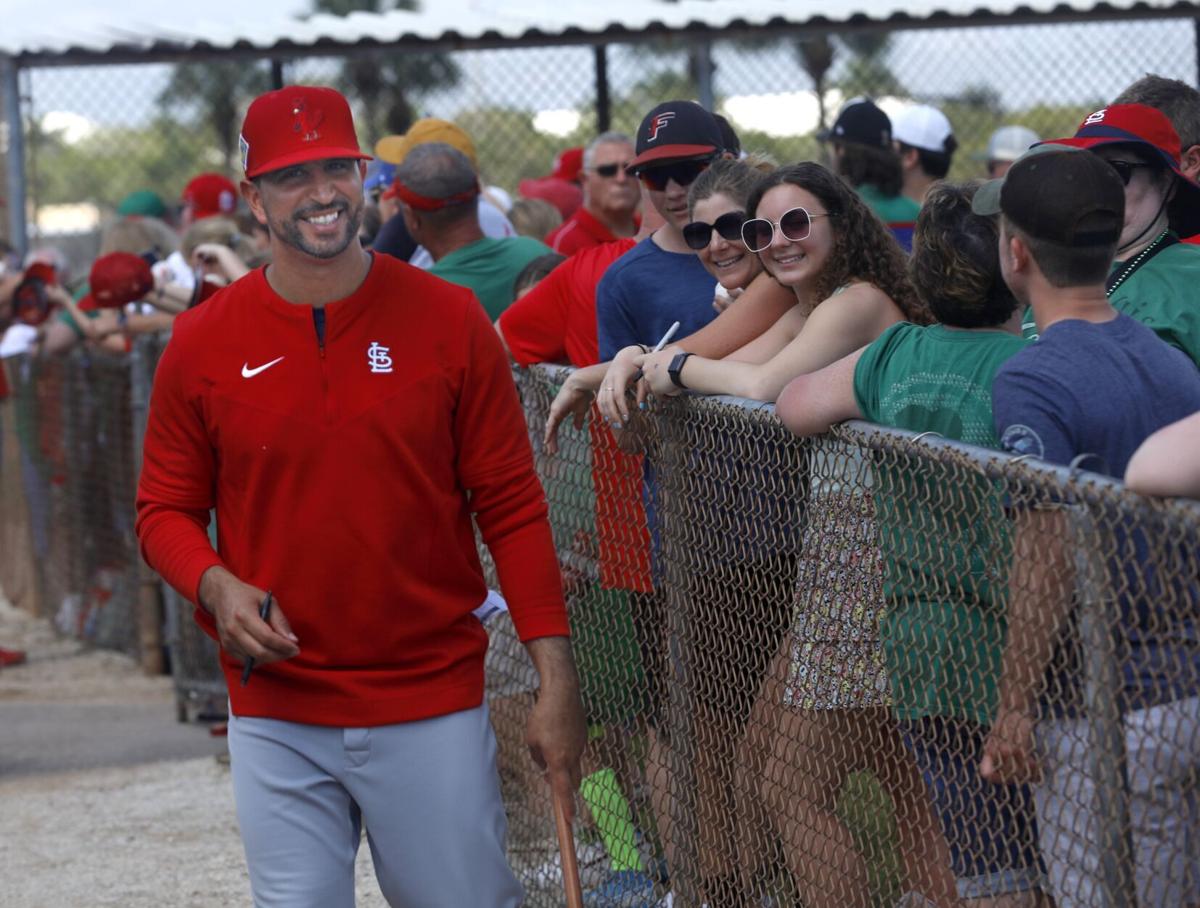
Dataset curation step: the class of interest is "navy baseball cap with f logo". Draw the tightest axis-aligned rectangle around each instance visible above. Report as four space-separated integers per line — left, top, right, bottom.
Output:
628 100 724 174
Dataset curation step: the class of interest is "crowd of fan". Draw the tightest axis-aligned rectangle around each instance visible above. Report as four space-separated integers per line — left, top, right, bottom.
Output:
2 71 1200 908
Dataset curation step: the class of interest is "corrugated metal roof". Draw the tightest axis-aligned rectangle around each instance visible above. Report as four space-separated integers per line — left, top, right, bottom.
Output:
2 0 1196 61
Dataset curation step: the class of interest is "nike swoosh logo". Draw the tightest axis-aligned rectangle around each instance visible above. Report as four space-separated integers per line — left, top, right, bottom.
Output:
241 356 285 378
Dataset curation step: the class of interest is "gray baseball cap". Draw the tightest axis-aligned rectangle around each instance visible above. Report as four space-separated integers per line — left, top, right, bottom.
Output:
985 125 1041 163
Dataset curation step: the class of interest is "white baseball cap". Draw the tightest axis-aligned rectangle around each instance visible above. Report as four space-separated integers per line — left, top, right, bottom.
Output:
985 125 1041 163
892 105 955 154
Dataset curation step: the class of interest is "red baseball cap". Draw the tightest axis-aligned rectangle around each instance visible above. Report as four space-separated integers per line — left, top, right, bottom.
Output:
79 252 154 311
517 177 583 219
239 86 371 180
550 147 583 183
182 173 238 221
1042 103 1200 236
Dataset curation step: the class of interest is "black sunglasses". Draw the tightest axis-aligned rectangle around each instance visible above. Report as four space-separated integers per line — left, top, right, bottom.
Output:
682 211 747 251
1105 159 1156 186
593 162 633 178
741 206 831 253
638 158 714 192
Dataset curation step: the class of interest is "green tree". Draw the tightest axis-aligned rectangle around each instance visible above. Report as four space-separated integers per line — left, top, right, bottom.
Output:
835 32 906 100
795 36 836 132
158 61 271 172
310 0 461 140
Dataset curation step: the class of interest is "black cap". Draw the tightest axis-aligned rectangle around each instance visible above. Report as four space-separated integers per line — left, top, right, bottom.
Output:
628 101 723 173
999 150 1125 246
819 99 892 150
713 113 742 157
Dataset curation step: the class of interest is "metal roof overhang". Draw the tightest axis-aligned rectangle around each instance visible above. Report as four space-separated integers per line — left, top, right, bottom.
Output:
3 0 1198 68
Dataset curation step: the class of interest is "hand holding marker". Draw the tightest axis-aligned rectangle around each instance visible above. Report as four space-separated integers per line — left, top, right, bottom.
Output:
240 590 274 686
631 320 681 386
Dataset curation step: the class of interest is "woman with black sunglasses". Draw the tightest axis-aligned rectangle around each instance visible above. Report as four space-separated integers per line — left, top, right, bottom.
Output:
682 158 772 312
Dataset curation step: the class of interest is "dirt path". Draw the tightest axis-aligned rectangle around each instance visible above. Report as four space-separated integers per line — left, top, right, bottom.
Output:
0 594 388 908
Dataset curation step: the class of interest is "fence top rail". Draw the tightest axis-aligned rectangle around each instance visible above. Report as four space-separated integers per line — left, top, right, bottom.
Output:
4 0 1197 66
525 361 1200 529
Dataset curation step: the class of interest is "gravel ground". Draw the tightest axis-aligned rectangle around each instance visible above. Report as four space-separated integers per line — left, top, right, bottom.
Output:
0 593 389 908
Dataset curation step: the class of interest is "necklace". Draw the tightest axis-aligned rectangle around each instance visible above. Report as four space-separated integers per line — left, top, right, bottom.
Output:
1106 229 1172 297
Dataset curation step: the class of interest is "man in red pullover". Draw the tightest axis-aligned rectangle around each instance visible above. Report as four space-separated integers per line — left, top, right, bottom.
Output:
135 85 584 907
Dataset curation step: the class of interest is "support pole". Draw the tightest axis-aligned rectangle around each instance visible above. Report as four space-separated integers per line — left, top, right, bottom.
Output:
1 55 28 257
594 45 610 133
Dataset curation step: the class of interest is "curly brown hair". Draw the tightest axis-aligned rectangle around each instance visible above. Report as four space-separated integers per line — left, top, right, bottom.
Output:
746 162 929 323
909 182 1018 328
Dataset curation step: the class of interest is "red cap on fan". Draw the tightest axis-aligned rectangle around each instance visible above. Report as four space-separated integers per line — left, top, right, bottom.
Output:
78 252 154 311
239 86 371 180
182 173 238 221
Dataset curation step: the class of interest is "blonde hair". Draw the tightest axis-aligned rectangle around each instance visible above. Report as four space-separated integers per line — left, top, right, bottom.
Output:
180 216 258 266
100 216 178 257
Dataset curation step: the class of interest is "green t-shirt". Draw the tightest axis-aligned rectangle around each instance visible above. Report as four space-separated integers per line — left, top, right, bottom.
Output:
853 322 1028 724
855 184 920 226
429 236 552 321
1022 240 1200 370
57 282 99 339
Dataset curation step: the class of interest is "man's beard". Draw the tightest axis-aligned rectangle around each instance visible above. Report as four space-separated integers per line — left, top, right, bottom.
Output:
270 197 365 260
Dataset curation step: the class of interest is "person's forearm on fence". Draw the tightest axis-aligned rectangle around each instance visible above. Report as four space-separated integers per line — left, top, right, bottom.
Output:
673 269 798 357
635 287 894 403
596 273 798 425
545 362 608 453
124 311 175 335
980 506 1075 784
1125 410 1200 498
775 348 866 436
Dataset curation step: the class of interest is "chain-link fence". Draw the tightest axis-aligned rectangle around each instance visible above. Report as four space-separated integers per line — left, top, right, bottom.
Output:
9 13 1198 261
2 338 1198 905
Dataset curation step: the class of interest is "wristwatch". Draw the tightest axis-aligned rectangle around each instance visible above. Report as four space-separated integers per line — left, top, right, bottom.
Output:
667 352 693 389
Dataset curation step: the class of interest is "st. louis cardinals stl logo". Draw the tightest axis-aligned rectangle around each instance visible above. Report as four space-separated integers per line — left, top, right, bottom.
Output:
292 100 325 143
647 111 675 142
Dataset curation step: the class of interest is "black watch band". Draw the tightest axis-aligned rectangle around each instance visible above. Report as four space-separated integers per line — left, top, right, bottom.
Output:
668 352 693 389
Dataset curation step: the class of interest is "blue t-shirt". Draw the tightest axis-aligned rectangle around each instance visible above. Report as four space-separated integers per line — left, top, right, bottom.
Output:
595 235 716 361
992 313 1200 711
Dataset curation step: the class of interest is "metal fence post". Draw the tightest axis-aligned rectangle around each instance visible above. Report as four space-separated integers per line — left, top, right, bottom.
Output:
652 401 702 907
593 44 610 133
1070 504 1137 908
1 54 27 257
129 335 163 674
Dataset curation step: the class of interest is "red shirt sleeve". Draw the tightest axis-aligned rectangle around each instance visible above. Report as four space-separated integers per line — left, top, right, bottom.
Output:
455 300 569 642
134 324 226 604
497 262 572 366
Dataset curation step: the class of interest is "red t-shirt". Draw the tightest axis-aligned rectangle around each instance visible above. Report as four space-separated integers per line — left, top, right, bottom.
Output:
136 254 568 727
499 238 636 368
546 207 636 257
496 237 652 592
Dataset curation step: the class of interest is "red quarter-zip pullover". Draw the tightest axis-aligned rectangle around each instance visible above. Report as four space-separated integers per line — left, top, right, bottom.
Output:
135 254 568 726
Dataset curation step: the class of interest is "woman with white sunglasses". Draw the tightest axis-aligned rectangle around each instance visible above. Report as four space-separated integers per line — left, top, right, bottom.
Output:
632 163 957 908
633 161 926 401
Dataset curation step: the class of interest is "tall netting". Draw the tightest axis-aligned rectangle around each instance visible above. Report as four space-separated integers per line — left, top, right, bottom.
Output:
13 15 1197 253
491 363 1200 908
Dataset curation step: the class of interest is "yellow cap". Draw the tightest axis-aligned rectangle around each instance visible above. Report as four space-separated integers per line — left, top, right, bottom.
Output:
374 119 478 167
